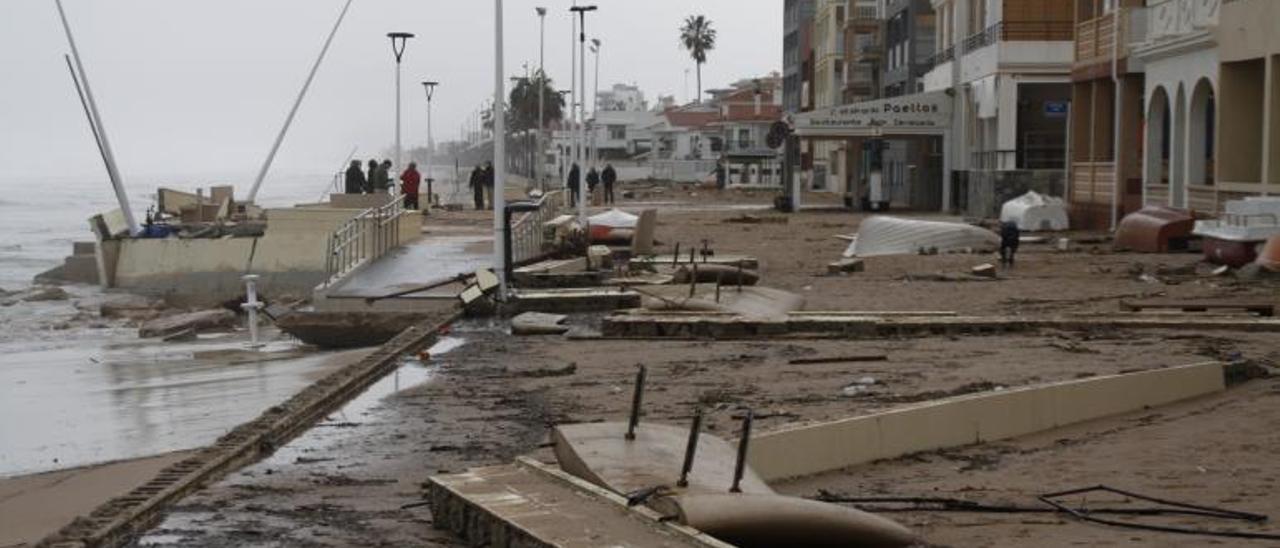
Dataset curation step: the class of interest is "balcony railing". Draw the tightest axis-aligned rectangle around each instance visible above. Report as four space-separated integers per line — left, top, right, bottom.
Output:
964 21 1075 54
924 45 955 71
1076 11 1121 63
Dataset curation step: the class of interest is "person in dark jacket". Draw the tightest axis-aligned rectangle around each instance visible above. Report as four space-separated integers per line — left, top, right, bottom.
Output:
377 160 394 192
344 160 366 194
713 161 726 190
566 163 581 207
399 162 421 209
469 166 486 210
365 159 379 193
999 221 1021 268
586 167 600 204
483 162 495 205
601 164 617 204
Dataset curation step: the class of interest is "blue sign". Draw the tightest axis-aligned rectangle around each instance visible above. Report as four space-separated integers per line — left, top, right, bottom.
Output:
1044 101 1070 117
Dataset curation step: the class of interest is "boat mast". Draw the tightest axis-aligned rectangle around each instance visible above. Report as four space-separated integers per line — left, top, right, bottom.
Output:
247 0 355 204
55 0 139 236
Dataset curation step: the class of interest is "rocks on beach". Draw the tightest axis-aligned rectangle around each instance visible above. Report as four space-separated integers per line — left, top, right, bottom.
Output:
0 286 70 306
138 309 237 339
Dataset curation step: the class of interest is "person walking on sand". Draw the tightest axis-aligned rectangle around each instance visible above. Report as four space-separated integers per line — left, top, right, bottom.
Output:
712 160 727 190
566 163 581 207
344 160 366 194
601 164 617 205
999 221 1021 268
364 159 379 193
399 162 421 210
469 165 486 210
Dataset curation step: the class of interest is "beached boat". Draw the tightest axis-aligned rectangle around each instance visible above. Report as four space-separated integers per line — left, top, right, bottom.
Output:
1193 197 1280 267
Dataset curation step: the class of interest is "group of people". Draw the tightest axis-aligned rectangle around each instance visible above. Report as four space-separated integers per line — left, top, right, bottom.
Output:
565 163 617 207
343 159 424 210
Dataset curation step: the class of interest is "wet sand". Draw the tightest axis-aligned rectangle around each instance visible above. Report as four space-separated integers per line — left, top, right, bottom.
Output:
0 451 193 548
14 187 1248 546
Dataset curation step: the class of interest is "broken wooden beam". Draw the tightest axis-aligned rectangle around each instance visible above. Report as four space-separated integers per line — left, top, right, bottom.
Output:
788 354 888 365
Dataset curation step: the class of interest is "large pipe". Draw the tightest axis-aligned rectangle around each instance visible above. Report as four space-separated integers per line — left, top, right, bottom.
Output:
247 0 354 204
65 55 110 189
56 0 139 236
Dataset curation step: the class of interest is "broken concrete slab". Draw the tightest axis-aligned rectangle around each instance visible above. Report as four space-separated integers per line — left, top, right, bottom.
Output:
96 293 167 319
511 312 570 335
1 286 70 306
747 362 1227 482
971 263 998 278
138 309 237 339
631 209 658 256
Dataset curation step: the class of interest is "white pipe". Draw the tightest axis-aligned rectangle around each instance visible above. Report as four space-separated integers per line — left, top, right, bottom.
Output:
1110 8 1123 231
494 0 508 295
538 9 547 191
248 0 353 204
593 41 600 171
55 0 139 236
241 274 263 347
570 4 579 206
578 16 588 222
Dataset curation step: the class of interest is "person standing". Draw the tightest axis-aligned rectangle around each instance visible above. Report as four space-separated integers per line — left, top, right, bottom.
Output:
483 162 495 207
377 160 394 192
469 165 486 210
365 159 379 193
999 221 1021 268
713 160 726 190
399 162 421 209
566 163 581 207
586 167 600 203
601 164 617 205
344 160 366 194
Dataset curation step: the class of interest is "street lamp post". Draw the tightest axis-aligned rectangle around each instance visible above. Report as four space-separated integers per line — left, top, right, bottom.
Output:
493 0 508 295
590 38 601 172
536 7 547 192
387 32 414 173
569 5 597 222
422 81 438 206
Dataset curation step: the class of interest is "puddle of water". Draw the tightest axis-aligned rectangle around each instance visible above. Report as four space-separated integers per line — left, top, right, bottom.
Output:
260 337 466 465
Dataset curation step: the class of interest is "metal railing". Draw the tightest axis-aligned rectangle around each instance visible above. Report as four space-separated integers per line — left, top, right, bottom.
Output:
322 194 406 286
510 190 566 265
924 45 955 71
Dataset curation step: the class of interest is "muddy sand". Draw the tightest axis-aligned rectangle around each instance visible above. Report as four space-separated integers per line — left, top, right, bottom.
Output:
119 189 1280 547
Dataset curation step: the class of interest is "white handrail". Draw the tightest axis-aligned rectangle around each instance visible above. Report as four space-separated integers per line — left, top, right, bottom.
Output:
322 195 405 286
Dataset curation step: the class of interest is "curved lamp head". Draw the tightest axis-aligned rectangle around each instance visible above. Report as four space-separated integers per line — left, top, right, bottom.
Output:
422 81 438 101
536 6 547 16
387 32 415 63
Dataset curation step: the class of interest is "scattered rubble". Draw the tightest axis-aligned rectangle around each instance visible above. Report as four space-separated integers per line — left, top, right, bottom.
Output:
511 312 570 335
138 309 237 339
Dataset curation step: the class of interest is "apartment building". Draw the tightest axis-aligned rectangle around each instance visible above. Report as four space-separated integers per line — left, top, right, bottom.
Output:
807 0 849 191
1068 0 1149 229
710 78 785 188
783 0 817 114
1215 0 1280 202
920 0 1075 215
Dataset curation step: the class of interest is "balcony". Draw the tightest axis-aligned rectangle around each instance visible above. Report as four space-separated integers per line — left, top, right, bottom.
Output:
964 21 1075 54
1076 11 1118 63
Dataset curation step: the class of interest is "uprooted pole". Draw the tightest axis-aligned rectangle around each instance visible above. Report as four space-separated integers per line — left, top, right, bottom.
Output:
56 0 139 236
677 407 703 487
625 364 646 440
730 408 754 493
247 0 355 204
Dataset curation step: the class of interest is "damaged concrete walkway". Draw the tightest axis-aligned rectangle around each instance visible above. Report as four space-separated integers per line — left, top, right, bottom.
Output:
322 226 491 302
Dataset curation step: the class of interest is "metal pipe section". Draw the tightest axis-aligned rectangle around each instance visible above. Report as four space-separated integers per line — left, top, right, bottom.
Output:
248 0 354 204
55 0 140 235
730 408 754 493
625 364 647 440
493 0 508 296
677 407 703 487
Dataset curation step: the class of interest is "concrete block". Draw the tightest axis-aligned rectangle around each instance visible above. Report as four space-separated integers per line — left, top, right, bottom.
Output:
971 263 997 278
748 362 1225 482
62 255 100 285
72 241 97 255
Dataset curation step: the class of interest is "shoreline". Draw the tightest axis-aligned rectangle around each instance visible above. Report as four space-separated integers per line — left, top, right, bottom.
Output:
0 451 194 548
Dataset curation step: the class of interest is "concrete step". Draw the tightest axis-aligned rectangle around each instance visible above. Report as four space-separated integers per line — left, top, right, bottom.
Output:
427 457 729 548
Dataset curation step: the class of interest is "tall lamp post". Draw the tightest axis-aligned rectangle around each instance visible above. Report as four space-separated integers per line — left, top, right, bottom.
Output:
569 4 597 222
387 32 414 172
493 0 508 295
536 7 547 192
422 80 438 206
590 38 601 172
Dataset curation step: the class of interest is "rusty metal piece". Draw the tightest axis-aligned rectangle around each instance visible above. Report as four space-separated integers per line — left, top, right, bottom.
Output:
626 364 647 441
677 408 704 488
731 409 753 493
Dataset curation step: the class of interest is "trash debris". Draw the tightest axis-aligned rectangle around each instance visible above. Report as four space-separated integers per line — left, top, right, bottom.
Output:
827 258 865 275
971 264 998 278
848 216 999 257
138 309 237 338
789 354 887 365
1114 206 1195 253
511 312 570 335
1000 191 1069 231
722 214 788 225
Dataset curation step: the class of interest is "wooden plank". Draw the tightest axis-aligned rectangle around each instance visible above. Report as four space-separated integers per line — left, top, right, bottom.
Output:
1120 299 1275 317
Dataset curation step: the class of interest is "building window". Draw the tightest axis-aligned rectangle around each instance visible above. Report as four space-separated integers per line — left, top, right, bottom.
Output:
738 128 751 149
608 125 626 140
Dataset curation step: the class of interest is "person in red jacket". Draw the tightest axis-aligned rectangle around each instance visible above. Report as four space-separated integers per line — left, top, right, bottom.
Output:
399 162 421 210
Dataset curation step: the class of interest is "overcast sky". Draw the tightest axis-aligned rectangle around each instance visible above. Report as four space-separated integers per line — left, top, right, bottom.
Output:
0 0 780 183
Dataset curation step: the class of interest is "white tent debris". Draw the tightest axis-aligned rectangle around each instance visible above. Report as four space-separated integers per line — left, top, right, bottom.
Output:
847 216 1000 257
587 208 638 229
1000 191 1069 232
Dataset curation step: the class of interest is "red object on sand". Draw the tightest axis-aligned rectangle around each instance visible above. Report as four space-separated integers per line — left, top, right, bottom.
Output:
1114 206 1195 253
1258 235 1280 272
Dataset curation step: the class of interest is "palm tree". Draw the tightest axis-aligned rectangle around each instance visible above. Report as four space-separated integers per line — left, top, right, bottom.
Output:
679 15 716 104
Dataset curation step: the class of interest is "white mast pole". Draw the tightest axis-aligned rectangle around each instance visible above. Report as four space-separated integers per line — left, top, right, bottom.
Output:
494 0 508 295
55 0 139 235
248 0 354 204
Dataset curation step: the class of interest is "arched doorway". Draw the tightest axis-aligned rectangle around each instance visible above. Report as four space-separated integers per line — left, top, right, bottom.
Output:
1145 86 1171 201
1188 78 1216 187
1171 84 1188 208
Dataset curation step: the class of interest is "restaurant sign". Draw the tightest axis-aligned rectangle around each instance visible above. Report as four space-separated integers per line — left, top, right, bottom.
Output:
793 90 952 136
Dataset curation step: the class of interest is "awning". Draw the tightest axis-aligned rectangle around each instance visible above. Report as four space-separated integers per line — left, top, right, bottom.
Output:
792 90 953 138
